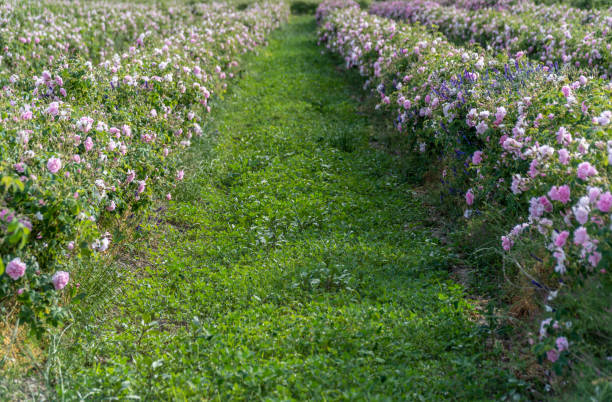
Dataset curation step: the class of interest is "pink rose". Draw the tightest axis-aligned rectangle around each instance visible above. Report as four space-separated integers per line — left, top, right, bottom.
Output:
137 180 146 194
46 101 59 116
556 127 571 145
573 205 589 225
561 85 571 98
588 187 602 203
476 121 488 135
52 271 70 290
548 185 570 204
106 201 116 211
539 196 553 213
5 258 26 280
556 337 569 352
465 189 474 205
597 192 612 212
577 162 597 180
126 170 136 184
554 231 569 247
494 106 506 124
501 236 513 251
547 349 559 363
558 149 570 165
47 157 62 173
472 151 483 165
77 116 94 133
589 252 602 267
573 227 589 245
85 137 94 152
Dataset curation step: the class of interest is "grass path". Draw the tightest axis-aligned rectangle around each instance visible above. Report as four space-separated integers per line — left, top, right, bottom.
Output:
56 17 518 400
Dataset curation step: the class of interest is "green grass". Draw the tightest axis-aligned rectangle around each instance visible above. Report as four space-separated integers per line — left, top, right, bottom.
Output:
47 16 526 400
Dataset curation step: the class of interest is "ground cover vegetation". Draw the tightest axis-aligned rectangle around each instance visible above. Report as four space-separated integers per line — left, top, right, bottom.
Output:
1 0 610 399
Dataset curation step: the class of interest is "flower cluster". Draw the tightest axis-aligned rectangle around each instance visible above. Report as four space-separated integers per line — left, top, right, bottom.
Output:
318 1 610 369
0 0 289 333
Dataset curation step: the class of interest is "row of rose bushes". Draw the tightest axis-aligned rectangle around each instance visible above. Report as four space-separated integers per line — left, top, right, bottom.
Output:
0 0 173 76
368 0 611 78
434 0 611 21
433 0 515 10
508 0 611 24
0 0 289 335
428 0 611 25
317 0 610 372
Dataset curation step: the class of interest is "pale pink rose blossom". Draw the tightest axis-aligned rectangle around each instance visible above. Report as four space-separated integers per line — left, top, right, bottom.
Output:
47 157 62 173
556 337 569 352
465 189 474 205
547 349 559 363
5 258 26 280
577 162 597 180
52 271 70 290
554 231 569 247
573 227 589 245
596 192 612 212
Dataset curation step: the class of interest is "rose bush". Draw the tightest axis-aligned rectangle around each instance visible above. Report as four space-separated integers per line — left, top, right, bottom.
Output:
0 0 289 335
318 1 610 373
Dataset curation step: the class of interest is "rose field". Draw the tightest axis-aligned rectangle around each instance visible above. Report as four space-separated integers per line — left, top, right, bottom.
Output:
0 0 610 400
